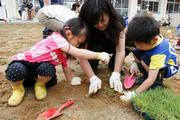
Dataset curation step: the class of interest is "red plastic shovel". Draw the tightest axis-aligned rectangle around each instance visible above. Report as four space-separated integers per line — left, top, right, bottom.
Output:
123 73 136 89
36 100 74 120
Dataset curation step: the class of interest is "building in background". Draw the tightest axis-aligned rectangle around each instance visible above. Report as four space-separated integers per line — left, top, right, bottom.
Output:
112 0 180 26
0 0 179 26
0 0 7 20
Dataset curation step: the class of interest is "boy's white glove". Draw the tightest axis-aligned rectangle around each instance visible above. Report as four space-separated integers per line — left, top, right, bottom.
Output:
89 76 102 94
120 91 137 101
97 52 110 64
130 61 139 74
109 72 123 93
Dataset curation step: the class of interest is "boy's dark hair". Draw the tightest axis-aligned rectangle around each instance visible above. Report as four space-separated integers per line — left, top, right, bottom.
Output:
79 0 125 45
126 16 160 44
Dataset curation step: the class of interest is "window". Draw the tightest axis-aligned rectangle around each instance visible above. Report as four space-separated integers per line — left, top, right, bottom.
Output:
113 0 128 17
167 0 180 13
174 3 180 12
140 1 159 13
168 0 175 2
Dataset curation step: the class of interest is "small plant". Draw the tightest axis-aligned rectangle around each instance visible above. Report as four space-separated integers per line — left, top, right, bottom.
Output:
132 88 180 120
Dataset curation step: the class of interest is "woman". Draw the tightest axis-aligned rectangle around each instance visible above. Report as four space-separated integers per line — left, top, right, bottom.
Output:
79 0 126 94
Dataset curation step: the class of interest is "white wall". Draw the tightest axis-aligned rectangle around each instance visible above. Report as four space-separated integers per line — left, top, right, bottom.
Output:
153 13 162 21
128 0 138 21
169 13 180 26
0 7 6 19
6 0 20 19
159 0 167 19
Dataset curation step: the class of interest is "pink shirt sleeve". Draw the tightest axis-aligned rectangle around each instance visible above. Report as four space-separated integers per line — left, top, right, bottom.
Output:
46 32 69 51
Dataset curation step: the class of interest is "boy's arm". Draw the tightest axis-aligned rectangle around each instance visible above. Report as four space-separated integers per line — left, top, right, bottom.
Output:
120 69 159 101
135 69 159 94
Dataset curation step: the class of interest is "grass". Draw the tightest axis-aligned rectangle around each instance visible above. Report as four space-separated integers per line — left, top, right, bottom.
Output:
132 88 180 120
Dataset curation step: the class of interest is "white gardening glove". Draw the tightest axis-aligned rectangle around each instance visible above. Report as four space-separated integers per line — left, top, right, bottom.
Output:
89 76 102 94
120 91 137 101
96 52 110 64
130 61 139 74
109 72 123 93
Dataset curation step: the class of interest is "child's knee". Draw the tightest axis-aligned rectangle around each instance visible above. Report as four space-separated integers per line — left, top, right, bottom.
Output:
5 62 27 82
36 62 56 77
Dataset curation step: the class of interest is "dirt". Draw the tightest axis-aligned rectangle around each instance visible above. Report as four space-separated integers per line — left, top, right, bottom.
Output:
0 23 179 120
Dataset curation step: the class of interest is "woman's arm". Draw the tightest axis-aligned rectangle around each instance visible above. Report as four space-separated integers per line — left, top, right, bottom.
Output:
109 29 125 92
114 29 126 73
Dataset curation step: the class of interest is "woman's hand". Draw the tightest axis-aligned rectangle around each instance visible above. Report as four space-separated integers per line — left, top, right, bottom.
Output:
88 76 102 94
109 72 123 93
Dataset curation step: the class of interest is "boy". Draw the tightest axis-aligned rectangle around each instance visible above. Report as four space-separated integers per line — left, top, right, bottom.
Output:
121 16 179 101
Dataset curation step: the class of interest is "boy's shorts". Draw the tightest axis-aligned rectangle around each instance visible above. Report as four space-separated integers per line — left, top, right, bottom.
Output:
5 60 57 88
132 49 178 78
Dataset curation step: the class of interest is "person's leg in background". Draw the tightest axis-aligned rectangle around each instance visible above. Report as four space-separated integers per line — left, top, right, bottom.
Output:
175 25 180 50
58 0 64 5
175 37 180 50
38 0 44 8
51 0 64 5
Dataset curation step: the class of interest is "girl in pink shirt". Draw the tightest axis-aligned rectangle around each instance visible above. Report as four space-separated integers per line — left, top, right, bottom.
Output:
5 18 110 106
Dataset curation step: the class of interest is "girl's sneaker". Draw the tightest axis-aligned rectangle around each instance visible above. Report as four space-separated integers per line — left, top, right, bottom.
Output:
35 82 47 100
8 84 25 106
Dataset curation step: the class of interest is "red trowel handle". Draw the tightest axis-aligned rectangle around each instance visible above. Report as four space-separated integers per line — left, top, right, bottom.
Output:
130 72 134 78
57 100 75 112
48 100 75 120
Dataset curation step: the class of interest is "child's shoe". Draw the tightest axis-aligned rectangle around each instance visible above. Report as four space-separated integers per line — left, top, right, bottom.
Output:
8 84 25 106
35 82 47 100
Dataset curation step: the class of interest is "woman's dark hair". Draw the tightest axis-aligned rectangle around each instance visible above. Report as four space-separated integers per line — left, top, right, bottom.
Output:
126 15 160 44
71 2 80 11
61 17 88 38
79 0 125 45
